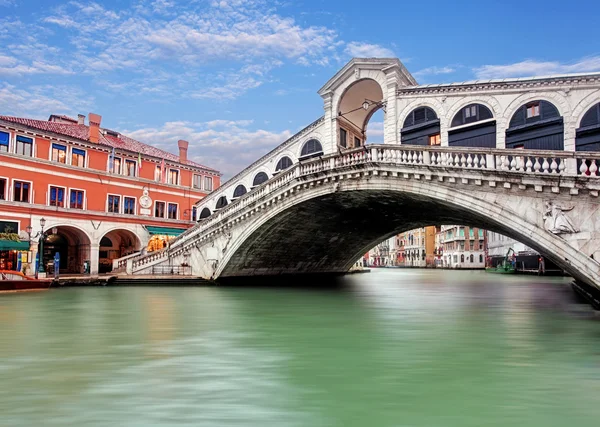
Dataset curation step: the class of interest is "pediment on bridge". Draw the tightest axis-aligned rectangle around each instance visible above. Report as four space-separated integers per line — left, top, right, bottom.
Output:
317 57 417 97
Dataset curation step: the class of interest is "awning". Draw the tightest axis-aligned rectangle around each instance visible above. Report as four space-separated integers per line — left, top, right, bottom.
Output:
0 240 30 251
145 226 187 237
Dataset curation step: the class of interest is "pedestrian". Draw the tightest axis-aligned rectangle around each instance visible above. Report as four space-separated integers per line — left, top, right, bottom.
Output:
53 252 60 280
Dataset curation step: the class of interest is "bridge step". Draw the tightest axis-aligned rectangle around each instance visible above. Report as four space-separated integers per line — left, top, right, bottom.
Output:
111 276 213 287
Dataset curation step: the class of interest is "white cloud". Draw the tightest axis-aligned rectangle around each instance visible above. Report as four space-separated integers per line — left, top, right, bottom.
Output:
0 83 92 118
345 42 394 58
124 119 292 179
0 55 74 77
413 66 456 77
474 56 600 79
0 0 16 7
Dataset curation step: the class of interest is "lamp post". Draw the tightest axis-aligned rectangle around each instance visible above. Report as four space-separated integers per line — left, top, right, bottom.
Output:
37 217 46 277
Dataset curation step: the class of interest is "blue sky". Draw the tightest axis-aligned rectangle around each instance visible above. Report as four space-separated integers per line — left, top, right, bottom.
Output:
1 0 599 177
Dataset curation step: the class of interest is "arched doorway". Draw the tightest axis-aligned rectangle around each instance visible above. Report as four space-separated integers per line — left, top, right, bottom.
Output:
449 103 496 147
42 226 91 274
98 229 141 273
400 107 440 146
506 100 564 150
336 78 384 149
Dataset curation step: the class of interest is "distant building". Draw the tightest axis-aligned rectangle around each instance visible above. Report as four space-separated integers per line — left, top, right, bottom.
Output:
439 225 486 269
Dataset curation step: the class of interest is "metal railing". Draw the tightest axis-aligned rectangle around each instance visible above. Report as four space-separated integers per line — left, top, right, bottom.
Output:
150 265 192 276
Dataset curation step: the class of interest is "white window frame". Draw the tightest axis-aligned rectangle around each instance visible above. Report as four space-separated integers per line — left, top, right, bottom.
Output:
47 184 67 208
0 129 11 153
167 202 179 220
70 146 88 168
14 133 35 157
204 176 213 192
106 193 121 214
50 142 68 164
110 156 122 174
0 175 8 201
154 200 166 218
192 174 202 189
168 168 180 185
123 196 137 215
11 178 33 203
155 164 162 182
68 187 87 210
124 159 137 177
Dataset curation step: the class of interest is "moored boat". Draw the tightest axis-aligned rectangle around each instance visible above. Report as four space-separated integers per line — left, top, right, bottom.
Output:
0 270 52 292
485 248 517 274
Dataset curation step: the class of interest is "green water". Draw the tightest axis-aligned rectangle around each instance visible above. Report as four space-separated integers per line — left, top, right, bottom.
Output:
1 269 600 426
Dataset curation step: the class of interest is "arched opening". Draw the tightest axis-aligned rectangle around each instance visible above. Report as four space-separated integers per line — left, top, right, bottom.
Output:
449 104 496 148
300 139 323 160
98 229 141 273
336 78 384 149
233 184 247 199
215 196 228 210
217 184 598 289
506 100 564 150
400 107 441 146
275 156 293 172
42 226 91 274
199 207 211 219
576 102 600 151
252 172 269 187
365 109 385 145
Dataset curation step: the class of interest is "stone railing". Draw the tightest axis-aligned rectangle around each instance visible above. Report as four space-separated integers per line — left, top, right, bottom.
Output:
131 144 600 272
112 251 141 272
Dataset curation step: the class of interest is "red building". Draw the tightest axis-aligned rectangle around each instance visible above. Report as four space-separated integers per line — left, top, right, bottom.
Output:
0 113 220 275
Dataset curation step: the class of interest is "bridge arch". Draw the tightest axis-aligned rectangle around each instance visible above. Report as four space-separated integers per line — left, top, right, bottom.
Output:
503 92 570 125
334 77 386 149
214 177 599 289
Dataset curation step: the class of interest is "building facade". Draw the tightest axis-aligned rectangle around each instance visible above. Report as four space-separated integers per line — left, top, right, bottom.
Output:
0 113 220 275
438 225 486 269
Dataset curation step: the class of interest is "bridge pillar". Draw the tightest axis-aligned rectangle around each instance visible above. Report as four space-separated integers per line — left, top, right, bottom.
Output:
322 92 335 154
90 243 99 276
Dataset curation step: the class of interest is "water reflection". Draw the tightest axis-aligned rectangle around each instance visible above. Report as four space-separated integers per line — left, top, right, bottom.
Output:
0 270 599 426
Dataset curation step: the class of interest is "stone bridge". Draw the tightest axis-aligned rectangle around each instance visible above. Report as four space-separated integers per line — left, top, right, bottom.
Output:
122 58 600 289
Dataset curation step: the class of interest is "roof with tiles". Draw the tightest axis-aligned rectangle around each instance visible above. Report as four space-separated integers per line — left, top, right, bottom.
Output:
0 115 218 173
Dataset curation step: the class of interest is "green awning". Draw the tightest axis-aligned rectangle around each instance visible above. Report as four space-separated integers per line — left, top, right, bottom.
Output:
0 240 30 251
145 226 187 237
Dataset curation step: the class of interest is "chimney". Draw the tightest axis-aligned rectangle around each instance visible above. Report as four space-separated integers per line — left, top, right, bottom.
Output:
178 139 189 164
77 114 85 125
88 113 102 143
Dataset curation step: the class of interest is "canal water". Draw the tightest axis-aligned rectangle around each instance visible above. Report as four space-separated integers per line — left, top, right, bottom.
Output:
1 269 600 426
